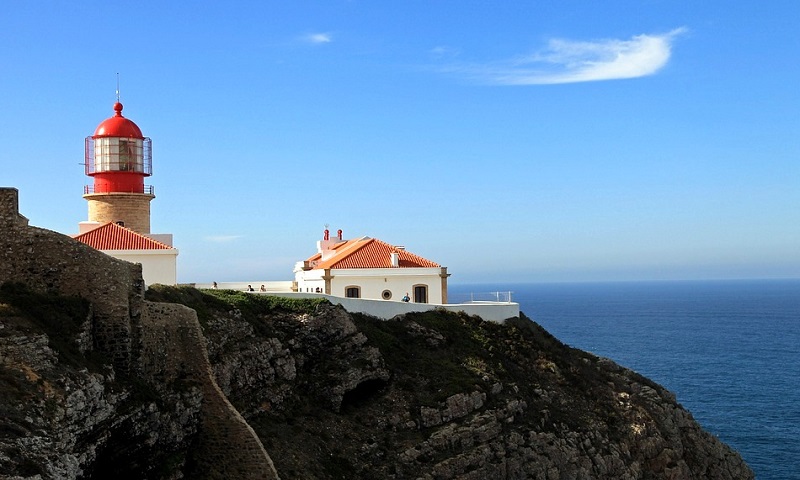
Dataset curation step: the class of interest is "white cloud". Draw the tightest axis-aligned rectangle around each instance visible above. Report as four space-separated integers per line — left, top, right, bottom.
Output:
305 32 332 44
448 28 686 85
204 235 243 243
430 45 460 58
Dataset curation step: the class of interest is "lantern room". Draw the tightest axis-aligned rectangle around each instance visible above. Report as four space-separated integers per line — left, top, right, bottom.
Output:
84 102 153 194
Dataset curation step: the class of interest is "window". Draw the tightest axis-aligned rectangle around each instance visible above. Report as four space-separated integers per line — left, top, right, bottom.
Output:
345 286 360 298
94 138 113 171
413 285 428 303
381 290 392 300
93 137 143 172
118 139 133 170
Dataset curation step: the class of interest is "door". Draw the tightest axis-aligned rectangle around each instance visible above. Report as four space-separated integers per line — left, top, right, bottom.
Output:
413 285 428 303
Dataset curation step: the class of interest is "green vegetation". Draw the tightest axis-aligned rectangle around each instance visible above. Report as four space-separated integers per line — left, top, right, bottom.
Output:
203 289 326 315
350 309 641 436
144 285 230 324
352 310 509 405
145 286 326 328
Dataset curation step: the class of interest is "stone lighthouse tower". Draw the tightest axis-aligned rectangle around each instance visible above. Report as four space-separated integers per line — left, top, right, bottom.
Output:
81 101 154 234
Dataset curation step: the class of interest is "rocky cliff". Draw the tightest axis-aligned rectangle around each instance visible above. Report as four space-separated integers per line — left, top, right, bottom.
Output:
1 186 754 479
145 287 754 480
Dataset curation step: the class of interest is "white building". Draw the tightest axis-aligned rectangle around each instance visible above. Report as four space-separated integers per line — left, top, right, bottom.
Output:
74 221 178 286
294 229 449 304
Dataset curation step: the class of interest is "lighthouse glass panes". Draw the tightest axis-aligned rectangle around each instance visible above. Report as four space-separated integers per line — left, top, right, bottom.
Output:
85 137 152 175
94 137 143 172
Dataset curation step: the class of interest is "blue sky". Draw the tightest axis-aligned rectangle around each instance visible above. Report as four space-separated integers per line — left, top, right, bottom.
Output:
2 1 798 283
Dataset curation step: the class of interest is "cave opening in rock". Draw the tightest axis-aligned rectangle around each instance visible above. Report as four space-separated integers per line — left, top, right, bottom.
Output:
341 378 388 410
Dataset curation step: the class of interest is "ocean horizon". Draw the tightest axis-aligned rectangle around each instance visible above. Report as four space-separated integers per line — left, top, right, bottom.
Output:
450 279 800 480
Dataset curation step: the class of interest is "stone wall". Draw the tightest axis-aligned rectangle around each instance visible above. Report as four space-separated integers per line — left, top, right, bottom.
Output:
140 301 279 479
0 187 279 479
0 187 28 227
2 188 139 370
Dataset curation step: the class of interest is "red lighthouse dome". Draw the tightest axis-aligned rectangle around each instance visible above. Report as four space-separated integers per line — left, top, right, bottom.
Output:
93 102 144 138
84 102 153 195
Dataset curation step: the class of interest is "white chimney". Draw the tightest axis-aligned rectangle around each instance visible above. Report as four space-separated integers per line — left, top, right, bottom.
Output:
390 252 399 267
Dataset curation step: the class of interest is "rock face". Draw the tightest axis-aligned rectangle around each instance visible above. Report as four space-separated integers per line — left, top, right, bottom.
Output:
149 287 754 480
0 187 278 479
1 185 754 480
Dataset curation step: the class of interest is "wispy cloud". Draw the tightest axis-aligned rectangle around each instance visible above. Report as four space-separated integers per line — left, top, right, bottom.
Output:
430 45 460 59
304 32 333 45
446 28 687 85
205 235 243 243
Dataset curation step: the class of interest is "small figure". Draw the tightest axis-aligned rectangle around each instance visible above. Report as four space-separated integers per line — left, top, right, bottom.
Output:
247 285 255 292
402 293 410 302
212 281 218 289
260 285 266 292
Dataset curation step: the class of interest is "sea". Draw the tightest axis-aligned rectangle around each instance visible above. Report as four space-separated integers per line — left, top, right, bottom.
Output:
449 279 800 480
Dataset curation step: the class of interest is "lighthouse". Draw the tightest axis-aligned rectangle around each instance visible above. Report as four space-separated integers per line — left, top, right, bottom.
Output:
82 101 154 234
75 100 178 287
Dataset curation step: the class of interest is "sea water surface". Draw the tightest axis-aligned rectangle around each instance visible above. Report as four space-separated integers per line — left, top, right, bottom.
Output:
449 279 800 480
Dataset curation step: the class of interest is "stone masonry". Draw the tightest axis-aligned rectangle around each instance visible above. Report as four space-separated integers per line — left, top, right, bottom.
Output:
0 186 279 479
84 192 154 234
140 301 279 478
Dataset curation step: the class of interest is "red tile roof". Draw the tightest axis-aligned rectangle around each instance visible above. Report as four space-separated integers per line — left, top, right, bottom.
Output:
308 237 440 270
74 222 173 250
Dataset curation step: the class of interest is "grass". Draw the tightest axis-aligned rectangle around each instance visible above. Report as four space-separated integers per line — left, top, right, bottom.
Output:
145 285 326 330
352 310 503 405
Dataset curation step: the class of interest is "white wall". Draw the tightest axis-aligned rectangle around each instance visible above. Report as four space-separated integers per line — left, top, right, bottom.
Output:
296 267 445 303
294 268 326 293
261 292 520 323
105 248 178 286
192 281 294 292
330 268 443 303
